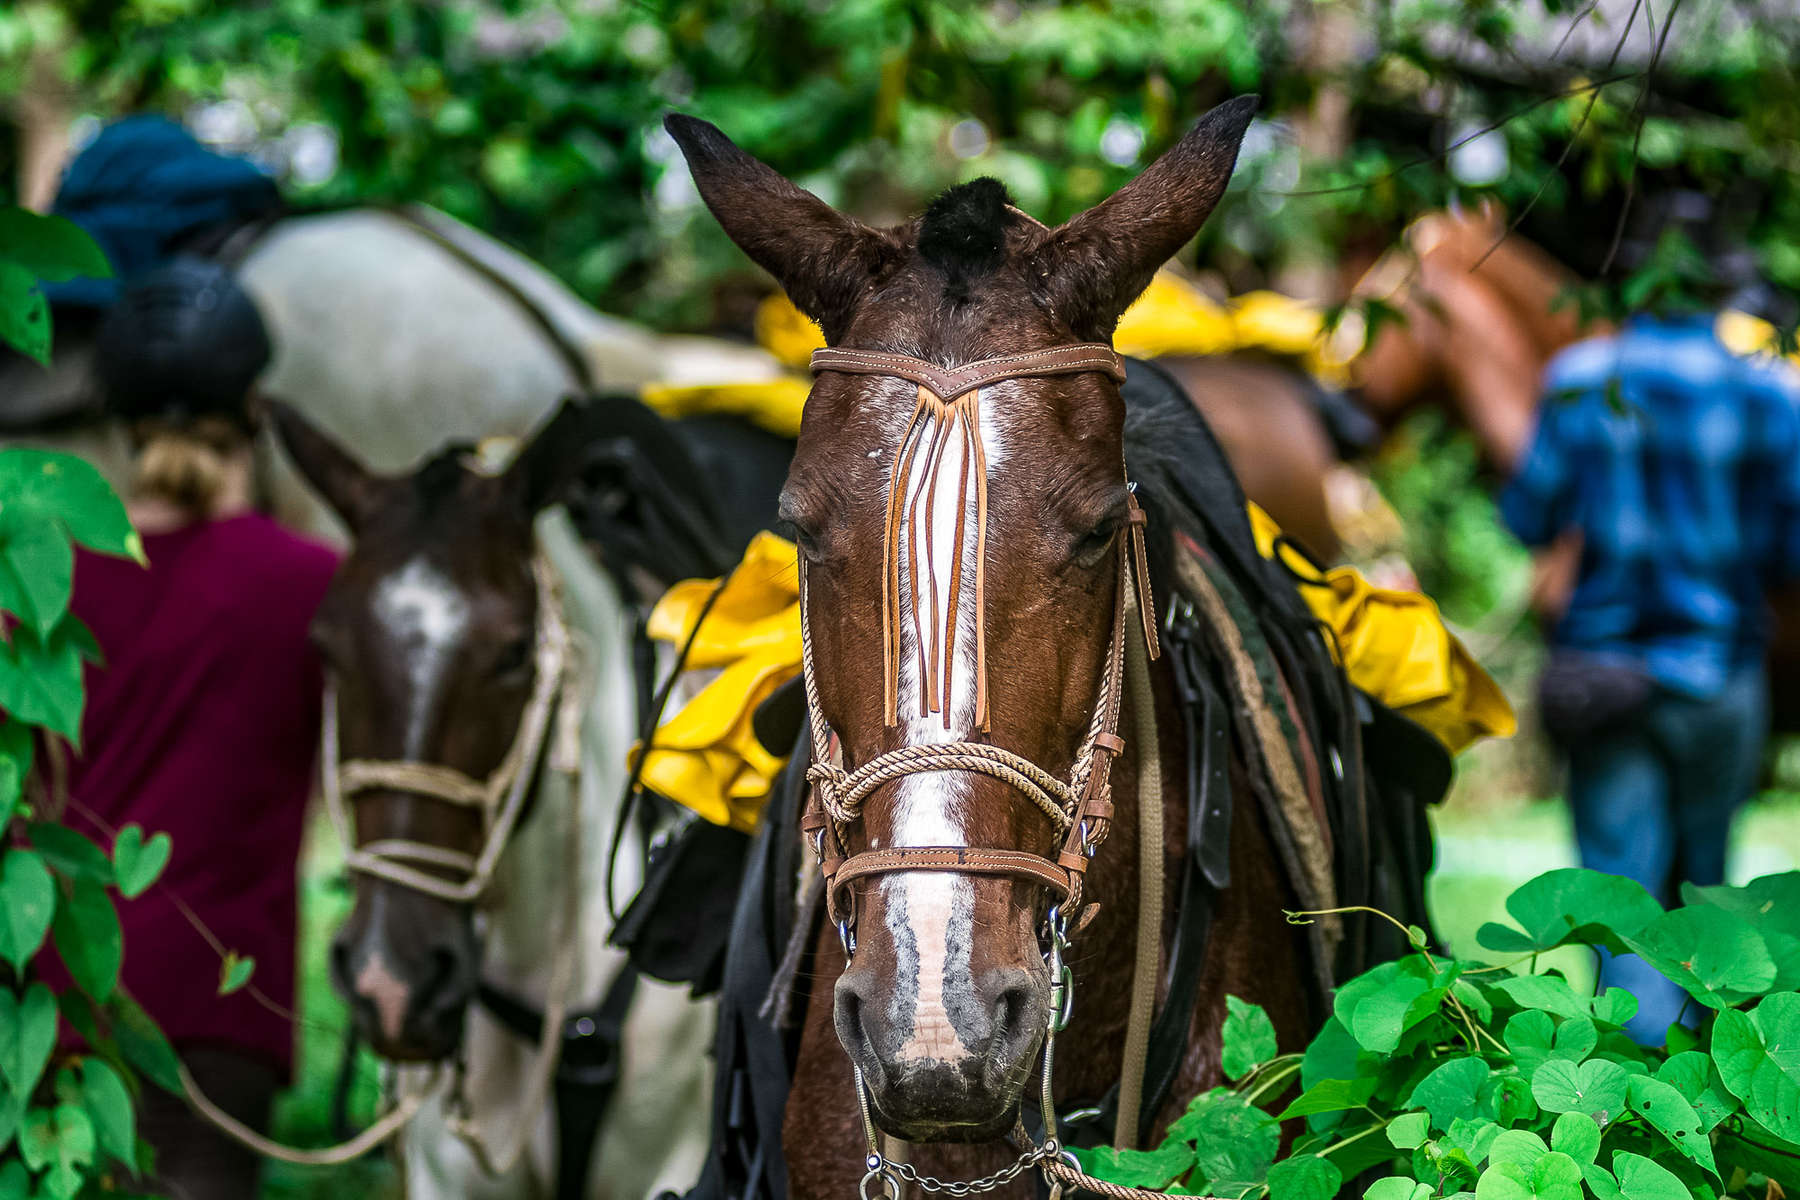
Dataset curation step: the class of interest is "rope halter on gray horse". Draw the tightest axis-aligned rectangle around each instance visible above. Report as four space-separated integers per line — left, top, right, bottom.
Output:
321 548 584 906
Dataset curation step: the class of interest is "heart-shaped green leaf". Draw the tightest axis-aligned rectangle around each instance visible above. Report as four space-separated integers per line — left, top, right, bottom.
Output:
1365 1180 1434 1200
1609 1152 1689 1200
1476 1149 1583 1200
20 1102 95 1200
0 848 55 972
1711 993 1800 1143
112 824 171 899
1531 1058 1629 1120
1171 1090 1279 1186
0 620 87 742
1266 1154 1342 1200
1619 906 1777 1009
1655 1051 1736 1132
1476 869 1663 954
0 451 140 562
0 982 56 1098
1590 988 1639 1029
1410 1056 1490 1129
1549 1111 1601 1165
1496 975 1590 1021
1488 1128 1550 1169
0 510 73 638
1389 1112 1432 1148
218 952 255 996
1221 994 1278 1080
51 878 123 1001
1625 1075 1716 1176
78 1059 136 1171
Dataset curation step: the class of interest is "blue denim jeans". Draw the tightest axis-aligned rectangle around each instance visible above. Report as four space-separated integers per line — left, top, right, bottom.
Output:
1565 662 1768 1044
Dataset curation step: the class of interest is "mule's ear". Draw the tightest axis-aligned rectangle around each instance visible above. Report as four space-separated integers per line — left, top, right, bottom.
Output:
266 399 386 530
664 114 899 342
506 396 598 513
1035 96 1258 339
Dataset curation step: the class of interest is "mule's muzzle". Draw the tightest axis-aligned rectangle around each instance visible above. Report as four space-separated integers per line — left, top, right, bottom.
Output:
835 964 1049 1142
330 890 480 1062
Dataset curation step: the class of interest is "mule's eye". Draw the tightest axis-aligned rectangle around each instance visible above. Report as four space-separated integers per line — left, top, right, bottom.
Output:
1071 520 1120 568
777 491 828 563
783 519 825 563
492 635 533 680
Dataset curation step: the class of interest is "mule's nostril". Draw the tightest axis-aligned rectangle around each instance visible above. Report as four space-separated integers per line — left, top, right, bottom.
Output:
994 983 1032 1043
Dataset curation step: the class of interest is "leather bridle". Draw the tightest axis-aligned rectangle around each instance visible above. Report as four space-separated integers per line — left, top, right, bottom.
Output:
797 343 1161 946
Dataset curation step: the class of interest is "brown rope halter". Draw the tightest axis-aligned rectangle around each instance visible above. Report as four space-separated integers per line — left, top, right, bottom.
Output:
799 343 1159 935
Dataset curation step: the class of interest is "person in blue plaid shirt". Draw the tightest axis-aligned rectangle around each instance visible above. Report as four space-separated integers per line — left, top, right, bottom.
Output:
1499 197 1800 1042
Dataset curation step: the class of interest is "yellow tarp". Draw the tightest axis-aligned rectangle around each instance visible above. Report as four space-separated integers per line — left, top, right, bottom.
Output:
637 510 1512 828
1247 503 1516 753
630 532 803 832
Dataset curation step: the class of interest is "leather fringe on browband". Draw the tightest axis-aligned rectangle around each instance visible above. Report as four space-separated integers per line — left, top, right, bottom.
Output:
882 383 991 731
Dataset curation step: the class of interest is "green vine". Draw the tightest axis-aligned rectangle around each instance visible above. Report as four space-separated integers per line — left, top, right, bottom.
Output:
1077 867 1800 1200
0 205 256 1199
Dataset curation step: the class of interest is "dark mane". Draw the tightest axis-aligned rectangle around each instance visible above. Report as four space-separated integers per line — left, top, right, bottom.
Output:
917 178 1012 299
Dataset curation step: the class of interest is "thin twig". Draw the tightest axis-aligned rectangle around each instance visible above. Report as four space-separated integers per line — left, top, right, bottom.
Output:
1600 0 1685 275
1469 0 1650 270
1285 904 1436 971
1269 73 1635 200
1553 0 1603 59
62 793 334 1036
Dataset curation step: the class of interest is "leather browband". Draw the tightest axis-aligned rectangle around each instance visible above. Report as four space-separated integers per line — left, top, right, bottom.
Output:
810 344 1128 402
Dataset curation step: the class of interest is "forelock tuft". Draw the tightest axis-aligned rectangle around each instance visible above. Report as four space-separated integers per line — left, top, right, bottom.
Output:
918 178 1012 298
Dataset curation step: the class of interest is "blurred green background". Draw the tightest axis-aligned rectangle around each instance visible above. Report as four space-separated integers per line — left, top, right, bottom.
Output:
7 1 1800 1195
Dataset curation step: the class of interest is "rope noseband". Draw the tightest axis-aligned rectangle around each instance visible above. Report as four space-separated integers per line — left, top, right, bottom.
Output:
322 551 582 906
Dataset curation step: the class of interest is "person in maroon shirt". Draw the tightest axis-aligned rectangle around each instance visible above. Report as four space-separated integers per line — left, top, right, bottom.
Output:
59 258 337 1199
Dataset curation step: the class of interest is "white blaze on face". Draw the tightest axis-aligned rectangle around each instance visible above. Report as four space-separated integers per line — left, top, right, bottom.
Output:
882 384 1012 1062
372 557 474 756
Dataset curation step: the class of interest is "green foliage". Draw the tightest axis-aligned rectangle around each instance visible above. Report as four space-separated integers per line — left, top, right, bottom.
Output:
1077 869 1800 1200
0 207 112 365
0 216 250 1195
5 1 1797 333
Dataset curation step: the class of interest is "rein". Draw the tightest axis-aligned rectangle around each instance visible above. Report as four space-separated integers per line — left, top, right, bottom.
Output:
797 343 1168 1197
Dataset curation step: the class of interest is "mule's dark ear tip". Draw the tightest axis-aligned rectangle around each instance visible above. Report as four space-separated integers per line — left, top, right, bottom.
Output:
664 113 736 162
1198 95 1261 140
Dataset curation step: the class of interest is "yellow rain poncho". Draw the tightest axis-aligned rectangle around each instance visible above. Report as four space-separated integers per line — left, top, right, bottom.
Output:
1246 503 1515 753
629 532 803 832
637 510 1513 828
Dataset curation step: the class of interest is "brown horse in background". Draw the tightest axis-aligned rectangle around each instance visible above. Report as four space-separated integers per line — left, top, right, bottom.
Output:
1347 204 1800 732
665 99 1345 1198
